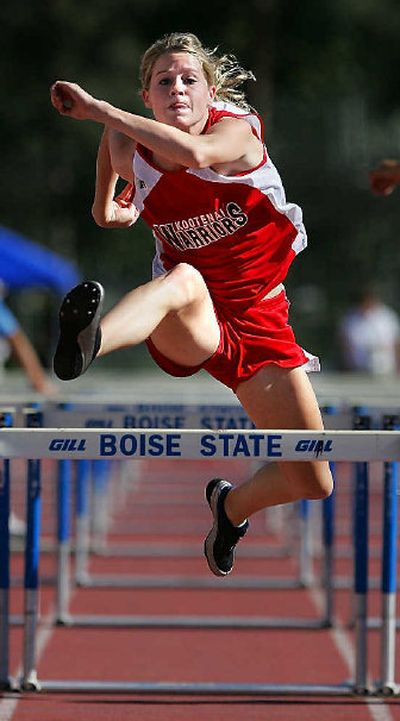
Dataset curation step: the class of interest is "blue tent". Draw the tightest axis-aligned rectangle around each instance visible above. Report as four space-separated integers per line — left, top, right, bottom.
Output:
0 225 79 295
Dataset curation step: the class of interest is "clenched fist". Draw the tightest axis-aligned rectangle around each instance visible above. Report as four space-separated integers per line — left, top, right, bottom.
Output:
50 81 100 121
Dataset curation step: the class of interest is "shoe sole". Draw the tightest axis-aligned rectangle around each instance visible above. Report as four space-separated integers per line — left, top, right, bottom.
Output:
54 281 104 380
204 480 232 577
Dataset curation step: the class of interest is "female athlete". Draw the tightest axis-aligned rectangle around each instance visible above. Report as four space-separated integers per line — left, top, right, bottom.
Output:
50 32 333 577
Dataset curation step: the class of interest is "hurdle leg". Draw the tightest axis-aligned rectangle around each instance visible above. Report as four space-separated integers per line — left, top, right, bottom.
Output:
90 460 110 552
74 460 91 586
353 458 370 693
351 411 371 693
320 405 338 626
0 457 11 690
298 500 314 587
321 462 336 627
19 409 43 691
21 458 42 690
379 413 399 694
56 460 72 625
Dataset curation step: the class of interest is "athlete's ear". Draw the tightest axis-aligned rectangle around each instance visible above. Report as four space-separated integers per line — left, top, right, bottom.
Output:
208 85 216 105
142 89 151 109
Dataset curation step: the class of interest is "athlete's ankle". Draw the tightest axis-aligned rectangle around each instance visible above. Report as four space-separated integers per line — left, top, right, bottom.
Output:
224 489 247 527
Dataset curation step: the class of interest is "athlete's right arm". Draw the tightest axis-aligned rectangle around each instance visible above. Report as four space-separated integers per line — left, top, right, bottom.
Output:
50 80 259 169
92 128 139 228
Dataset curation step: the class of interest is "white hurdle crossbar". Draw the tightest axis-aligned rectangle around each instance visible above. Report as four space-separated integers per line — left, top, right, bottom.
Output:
1 427 400 461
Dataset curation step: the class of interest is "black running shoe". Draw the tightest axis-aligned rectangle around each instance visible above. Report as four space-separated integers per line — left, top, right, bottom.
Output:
53 281 104 381
204 479 249 577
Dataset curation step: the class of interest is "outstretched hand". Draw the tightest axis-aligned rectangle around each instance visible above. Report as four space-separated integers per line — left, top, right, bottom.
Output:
50 80 99 121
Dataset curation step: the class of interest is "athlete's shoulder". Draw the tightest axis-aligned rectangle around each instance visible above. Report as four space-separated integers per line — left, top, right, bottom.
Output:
208 101 265 143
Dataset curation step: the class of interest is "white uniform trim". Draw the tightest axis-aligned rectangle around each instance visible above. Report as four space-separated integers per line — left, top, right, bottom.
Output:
212 99 263 140
132 153 163 213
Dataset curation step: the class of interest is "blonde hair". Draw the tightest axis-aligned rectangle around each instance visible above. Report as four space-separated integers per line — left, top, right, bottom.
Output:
140 32 255 110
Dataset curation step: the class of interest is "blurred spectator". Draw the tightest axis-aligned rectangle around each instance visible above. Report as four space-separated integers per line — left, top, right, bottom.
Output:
370 159 400 196
339 288 400 375
0 295 56 395
1 292 57 537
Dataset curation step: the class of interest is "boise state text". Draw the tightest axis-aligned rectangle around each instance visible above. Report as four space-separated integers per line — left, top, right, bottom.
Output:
98 432 284 457
48 433 334 458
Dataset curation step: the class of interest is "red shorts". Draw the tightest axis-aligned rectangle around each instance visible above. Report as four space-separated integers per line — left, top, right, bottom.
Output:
146 289 319 392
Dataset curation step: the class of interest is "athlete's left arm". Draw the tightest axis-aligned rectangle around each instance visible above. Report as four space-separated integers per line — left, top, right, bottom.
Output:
92 128 139 229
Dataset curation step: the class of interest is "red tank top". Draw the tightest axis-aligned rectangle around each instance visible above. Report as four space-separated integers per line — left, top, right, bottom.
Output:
119 101 307 310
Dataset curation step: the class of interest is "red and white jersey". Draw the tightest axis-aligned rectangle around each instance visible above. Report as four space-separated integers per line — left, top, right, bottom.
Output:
129 100 307 310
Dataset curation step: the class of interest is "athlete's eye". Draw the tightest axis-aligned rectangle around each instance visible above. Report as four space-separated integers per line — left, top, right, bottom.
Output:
159 78 170 86
185 77 197 85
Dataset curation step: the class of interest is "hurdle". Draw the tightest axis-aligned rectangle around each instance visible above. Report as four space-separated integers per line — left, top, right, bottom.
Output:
3 404 320 644
4 403 336 635
42 402 337 607
1 425 400 695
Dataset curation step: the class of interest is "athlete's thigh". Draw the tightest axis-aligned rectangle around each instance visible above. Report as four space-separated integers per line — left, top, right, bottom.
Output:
236 364 323 431
237 365 332 495
150 293 220 368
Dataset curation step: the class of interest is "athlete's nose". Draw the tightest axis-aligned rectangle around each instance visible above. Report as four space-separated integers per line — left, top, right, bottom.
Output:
170 76 185 95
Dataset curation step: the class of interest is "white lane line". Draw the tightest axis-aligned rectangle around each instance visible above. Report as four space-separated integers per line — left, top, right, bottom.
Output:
310 587 394 721
0 603 63 721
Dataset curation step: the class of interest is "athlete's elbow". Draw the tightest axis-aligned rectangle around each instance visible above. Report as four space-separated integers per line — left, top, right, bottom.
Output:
191 154 211 169
186 145 214 169
91 204 117 228
91 205 108 228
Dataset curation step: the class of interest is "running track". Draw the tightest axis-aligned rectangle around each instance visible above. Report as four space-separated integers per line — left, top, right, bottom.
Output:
3 454 400 721
2 370 400 720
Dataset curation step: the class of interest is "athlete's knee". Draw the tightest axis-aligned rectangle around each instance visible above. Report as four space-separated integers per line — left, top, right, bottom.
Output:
283 461 333 501
166 263 208 308
302 462 333 500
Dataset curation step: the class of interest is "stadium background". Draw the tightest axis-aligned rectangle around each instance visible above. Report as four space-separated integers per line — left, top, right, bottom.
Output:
1 0 400 373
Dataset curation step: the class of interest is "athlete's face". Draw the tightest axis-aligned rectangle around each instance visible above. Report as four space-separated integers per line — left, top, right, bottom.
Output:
142 52 216 133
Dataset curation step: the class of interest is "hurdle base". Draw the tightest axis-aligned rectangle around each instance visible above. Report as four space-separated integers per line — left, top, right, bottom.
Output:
78 573 307 590
38 680 357 696
0 677 19 693
51 614 330 630
20 670 41 692
75 571 92 587
353 683 371 696
376 681 400 696
95 541 292 559
54 613 74 627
